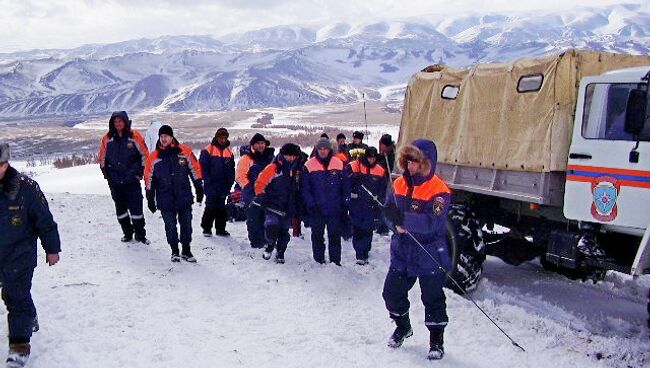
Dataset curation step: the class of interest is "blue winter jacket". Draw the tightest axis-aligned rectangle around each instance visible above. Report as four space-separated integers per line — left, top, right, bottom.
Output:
98 111 149 185
199 138 235 199
0 167 61 271
236 147 275 205
145 141 203 211
301 153 348 217
254 155 301 217
345 157 387 229
385 139 452 276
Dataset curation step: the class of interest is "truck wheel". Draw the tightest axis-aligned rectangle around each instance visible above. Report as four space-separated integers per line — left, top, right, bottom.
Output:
446 204 486 293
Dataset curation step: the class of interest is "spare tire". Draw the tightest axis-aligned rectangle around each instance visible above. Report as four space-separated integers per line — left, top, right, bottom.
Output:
446 204 486 293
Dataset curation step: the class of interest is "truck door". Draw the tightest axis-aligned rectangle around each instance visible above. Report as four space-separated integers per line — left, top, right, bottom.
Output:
565 77 650 230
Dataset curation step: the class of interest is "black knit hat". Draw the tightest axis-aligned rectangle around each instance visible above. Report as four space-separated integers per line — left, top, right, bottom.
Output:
280 143 301 157
158 125 174 137
320 133 329 139
353 131 364 140
380 134 394 146
364 146 379 158
249 133 267 146
215 128 229 138
336 133 346 141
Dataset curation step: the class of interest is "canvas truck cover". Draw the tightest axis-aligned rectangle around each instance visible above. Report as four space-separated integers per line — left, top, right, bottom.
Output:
398 50 650 172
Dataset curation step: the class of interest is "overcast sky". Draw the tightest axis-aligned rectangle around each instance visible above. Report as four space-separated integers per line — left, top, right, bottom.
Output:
0 0 643 53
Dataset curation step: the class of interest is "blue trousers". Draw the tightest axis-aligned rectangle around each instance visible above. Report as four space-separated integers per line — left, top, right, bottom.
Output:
264 213 291 256
310 213 342 264
246 204 265 248
382 267 448 329
1 268 36 343
352 226 373 261
161 206 193 251
108 181 146 239
201 195 228 233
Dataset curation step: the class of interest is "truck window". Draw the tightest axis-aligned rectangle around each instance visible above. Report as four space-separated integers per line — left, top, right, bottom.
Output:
441 85 459 100
517 74 543 93
582 83 650 142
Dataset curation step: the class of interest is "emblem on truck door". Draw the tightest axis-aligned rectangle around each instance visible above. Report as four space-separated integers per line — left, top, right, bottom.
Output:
591 176 620 222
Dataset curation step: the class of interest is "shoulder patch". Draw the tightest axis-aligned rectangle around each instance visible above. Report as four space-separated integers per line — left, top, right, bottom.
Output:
433 196 446 216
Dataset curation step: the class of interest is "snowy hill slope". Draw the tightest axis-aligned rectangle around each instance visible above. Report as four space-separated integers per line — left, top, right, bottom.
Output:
1 4 650 118
4 164 647 368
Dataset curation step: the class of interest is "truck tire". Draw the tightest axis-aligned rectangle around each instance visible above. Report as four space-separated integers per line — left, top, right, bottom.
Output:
446 204 486 293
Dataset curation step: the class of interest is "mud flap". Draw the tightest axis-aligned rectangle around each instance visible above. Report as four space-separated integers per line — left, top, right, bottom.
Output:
631 222 650 276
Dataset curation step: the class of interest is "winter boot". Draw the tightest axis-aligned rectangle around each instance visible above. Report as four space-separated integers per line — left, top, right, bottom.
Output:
262 244 274 260
181 244 197 263
135 236 151 245
118 216 134 242
6 343 30 368
387 313 413 348
275 252 285 264
202 230 213 237
170 245 181 263
427 328 445 360
215 230 230 237
355 259 369 266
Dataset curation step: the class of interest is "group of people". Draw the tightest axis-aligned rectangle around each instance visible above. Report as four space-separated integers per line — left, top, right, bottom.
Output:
236 130 397 266
0 110 455 365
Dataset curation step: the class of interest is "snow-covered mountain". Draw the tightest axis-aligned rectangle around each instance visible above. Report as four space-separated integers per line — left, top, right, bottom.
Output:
1 3 649 118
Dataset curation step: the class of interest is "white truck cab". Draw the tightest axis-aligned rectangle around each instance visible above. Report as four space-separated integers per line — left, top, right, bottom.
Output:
566 67 650 234
565 67 650 276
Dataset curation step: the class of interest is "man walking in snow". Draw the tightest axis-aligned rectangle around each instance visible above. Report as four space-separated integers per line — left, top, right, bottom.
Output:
98 111 150 244
345 147 386 265
236 133 275 248
145 125 204 262
199 128 235 237
254 143 302 264
382 139 451 360
0 143 61 368
301 137 348 265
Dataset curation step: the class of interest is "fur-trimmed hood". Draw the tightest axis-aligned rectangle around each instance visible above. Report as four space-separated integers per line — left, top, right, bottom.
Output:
397 139 437 176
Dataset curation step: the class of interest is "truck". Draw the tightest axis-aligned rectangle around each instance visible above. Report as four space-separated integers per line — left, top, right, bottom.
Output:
397 50 650 318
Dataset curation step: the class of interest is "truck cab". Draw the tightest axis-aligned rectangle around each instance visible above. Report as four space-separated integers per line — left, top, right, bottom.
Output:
565 67 650 235
565 67 650 277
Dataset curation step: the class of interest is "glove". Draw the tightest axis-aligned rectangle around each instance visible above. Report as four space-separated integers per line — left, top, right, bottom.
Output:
146 191 157 213
195 180 204 204
383 204 404 226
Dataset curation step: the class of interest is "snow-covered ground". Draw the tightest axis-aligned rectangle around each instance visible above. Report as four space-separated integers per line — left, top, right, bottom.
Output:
1 164 647 368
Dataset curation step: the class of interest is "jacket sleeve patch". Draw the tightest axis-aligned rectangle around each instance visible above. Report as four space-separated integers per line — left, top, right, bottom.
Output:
433 196 446 216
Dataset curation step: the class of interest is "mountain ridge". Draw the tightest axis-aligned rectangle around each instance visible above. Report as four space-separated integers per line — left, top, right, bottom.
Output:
1 4 649 118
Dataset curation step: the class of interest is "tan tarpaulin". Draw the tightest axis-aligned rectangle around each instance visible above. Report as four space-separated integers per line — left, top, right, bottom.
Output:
398 50 650 172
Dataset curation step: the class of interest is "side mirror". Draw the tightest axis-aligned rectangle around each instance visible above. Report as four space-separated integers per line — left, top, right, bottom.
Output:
625 88 647 136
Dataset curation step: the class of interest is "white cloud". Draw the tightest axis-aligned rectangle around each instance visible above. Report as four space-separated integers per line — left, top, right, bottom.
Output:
0 0 645 52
